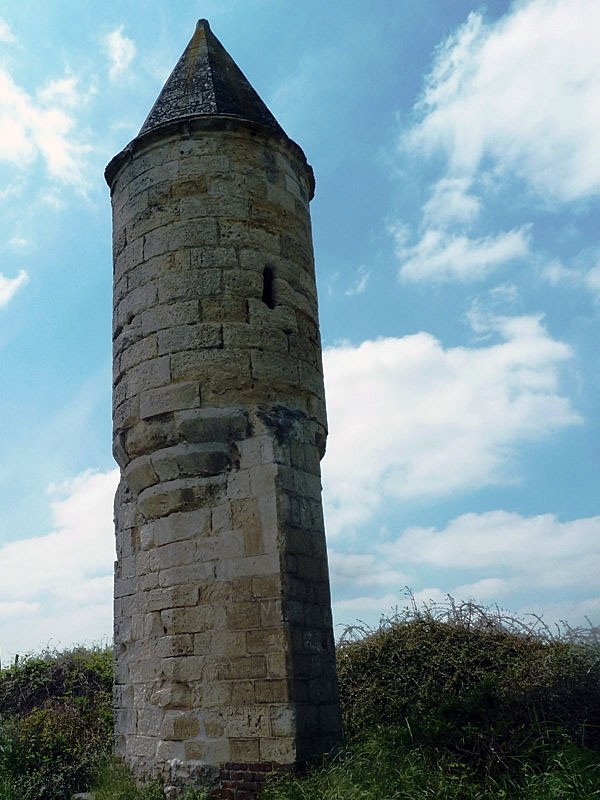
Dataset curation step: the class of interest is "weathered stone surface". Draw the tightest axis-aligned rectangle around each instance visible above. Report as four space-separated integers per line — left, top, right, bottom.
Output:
108 19 340 798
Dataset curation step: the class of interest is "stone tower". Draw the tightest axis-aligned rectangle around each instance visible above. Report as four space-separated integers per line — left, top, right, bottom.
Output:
105 19 342 797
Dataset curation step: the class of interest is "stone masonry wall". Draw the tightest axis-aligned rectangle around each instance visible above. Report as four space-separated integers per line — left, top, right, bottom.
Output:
109 121 341 794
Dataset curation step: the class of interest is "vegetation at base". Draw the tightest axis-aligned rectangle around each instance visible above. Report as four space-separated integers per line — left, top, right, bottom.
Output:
0 646 112 800
93 760 206 800
0 597 599 799
264 596 600 799
261 726 600 799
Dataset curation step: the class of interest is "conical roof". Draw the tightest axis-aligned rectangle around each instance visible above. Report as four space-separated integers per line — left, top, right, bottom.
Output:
139 19 285 137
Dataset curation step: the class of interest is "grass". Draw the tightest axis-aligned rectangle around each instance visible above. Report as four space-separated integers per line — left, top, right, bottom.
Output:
0 596 598 799
261 727 600 799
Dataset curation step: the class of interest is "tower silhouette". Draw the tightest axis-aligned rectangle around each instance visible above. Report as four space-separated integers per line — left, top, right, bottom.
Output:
106 20 341 796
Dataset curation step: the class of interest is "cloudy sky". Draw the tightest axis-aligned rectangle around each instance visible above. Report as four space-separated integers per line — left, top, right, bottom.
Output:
1 0 599 659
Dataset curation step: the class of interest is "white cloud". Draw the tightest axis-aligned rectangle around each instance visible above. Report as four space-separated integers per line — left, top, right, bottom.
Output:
8 235 27 249
329 550 410 589
104 27 136 81
333 592 401 623
542 257 600 302
396 226 530 282
373 511 600 617
345 266 370 296
37 76 81 108
422 177 481 227
0 468 119 658
466 284 521 336
388 511 600 577
322 315 579 535
0 269 28 306
330 511 600 630
405 0 600 202
0 17 15 43
0 67 91 188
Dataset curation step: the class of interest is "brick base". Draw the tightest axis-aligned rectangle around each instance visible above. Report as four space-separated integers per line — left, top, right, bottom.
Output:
163 761 295 800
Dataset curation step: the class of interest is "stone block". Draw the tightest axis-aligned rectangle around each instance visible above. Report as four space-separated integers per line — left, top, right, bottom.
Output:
137 706 164 736
226 601 260 630
189 246 237 270
157 323 222 354
247 296 297 333
148 538 197 571
180 193 248 219
150 683 193 708
211 502 232 532
124 455 159 495
148 507 211 547
141 300 199 335
117 282 159 327
175 408 249 444
127 160 179 200
162 711 200 741
125 415 178 459
132 735 159 759
203 681 231 706
222 322 288 353
250 350 299 386
184 739 230 764
144 586 198 612
259 737 296 764
171 349 248 383
248 464 278 497
227 469 250 500
139 382 200 419
216 552 279 579
254 679 288 704
160 655 206 682
115 237 144 279
193 631 213 655
246 628 286 654
127 203 180 242
270 706 296 738
215 655 266 681
208 631 246 658
222 269 263 298
120 336 159 373
144 219 219 260
251 575 281 599
229 739 260 763
152 441 231 481
156 741 184 761
229 680 255 706
259 599 283 629
158 561 216 587
200 295 247 323
161 605 214 635
220 530 244 559
224 706 270 738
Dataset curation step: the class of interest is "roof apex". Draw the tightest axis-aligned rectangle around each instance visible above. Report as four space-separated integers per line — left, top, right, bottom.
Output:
138 19 285 137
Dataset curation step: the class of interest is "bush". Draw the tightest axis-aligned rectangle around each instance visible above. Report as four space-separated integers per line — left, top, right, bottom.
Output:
0 646 112 800
336 597 600 777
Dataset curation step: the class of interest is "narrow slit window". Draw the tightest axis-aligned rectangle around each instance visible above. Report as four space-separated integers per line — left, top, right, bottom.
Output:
262 266 275 309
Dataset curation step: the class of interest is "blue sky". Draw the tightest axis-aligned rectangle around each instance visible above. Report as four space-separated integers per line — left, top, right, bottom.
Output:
1 0 599 659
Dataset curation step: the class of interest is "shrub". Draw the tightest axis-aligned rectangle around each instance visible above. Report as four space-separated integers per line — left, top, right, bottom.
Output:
336 597 600 776
0 646 113 800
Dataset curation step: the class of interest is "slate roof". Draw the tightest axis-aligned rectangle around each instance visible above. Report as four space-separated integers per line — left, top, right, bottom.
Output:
139 19 285 137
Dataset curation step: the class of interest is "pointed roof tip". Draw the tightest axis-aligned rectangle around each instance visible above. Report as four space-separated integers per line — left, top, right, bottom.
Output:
138 19 285 139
